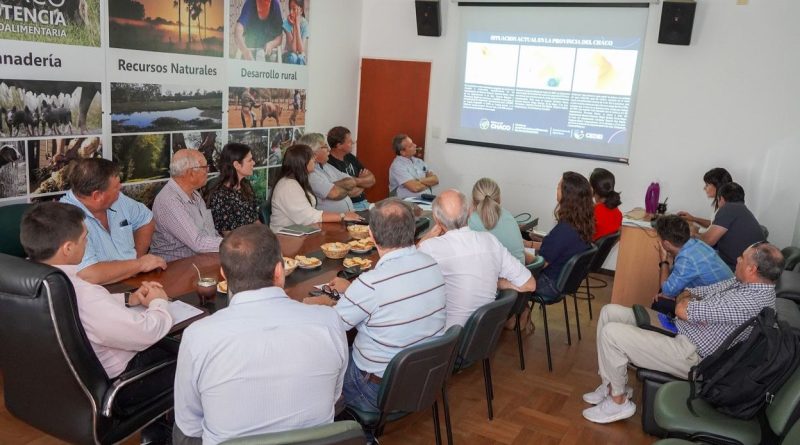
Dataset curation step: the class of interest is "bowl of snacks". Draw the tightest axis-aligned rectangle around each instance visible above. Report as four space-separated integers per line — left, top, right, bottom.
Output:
217 280 228 294
321 242 351 259
283 256 298 276
348 238 375 253
295 255 323 269
347 224 370 240
343 256 373 270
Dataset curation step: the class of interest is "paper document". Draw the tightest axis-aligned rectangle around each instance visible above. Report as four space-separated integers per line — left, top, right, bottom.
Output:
128 300 204 326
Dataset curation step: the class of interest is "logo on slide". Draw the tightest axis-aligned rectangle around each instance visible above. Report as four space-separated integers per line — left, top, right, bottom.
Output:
573 130 585 140
479 118 490 130
489 121 512 131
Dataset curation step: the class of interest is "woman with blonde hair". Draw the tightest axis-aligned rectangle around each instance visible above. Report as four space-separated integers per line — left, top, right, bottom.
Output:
468 177 527 264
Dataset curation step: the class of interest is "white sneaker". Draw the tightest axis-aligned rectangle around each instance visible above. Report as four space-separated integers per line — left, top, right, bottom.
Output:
582 397 637 424
582 384 633 405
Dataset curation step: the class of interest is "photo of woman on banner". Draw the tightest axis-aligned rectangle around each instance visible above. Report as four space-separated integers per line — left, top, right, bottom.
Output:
233 0 284 62
282 0 309 65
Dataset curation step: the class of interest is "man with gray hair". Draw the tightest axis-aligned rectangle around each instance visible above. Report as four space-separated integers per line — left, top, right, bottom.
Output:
388 133 438 198
304 198 446 418
301 133 358 214
151 149 223 262
418 189 536 329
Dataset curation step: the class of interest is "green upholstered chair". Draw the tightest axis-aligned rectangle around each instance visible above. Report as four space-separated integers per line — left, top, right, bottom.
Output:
531 245 598 372
653 361 800 445
452 290 517 420
0 203 31 257
258 201 272 225
781 246 800 271
219 421 365 445
346 325 462 445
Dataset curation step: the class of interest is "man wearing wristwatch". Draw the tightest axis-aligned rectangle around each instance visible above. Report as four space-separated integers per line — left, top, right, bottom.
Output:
651 215 733 316
20 202 177 444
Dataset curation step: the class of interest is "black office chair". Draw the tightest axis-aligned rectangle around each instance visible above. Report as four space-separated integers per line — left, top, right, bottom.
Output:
453 290 517 420
346 325 462 445
219 421 366 445
510 257 545 371
577 231 620 320
0 254 175 444
531 245 598 372
0 203 31 257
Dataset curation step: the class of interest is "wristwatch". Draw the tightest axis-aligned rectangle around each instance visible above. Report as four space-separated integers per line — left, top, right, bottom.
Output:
124 291 132 308
339 212 345 222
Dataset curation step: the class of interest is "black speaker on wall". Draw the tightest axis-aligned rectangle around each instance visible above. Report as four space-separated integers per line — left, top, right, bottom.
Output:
658 0 697 45
415 0 441 37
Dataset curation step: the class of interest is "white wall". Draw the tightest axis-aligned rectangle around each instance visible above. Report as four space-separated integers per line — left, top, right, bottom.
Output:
304 0 363 135
359 0 800 248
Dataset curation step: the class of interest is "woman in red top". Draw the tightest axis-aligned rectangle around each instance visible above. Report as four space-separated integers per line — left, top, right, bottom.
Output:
590 168 622 241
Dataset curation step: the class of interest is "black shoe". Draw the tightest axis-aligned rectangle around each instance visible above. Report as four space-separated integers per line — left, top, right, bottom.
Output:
140 418 172 445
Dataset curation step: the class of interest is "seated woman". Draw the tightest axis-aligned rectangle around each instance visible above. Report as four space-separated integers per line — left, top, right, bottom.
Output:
468 177 527 264
526 172 594 299
590 167 622 241
207 143 259 235
269 144 361 229
677 167 732 229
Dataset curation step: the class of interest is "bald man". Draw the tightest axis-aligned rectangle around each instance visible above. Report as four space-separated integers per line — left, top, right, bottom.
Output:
151 149 223 262
418 189 535 328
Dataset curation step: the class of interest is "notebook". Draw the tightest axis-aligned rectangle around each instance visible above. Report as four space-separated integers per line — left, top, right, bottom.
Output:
277 224 322 236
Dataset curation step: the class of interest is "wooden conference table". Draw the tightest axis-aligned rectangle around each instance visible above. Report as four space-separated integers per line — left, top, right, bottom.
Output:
119 221 381 330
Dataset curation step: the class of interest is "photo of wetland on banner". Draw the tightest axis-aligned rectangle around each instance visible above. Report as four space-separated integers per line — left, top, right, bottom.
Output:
111 83 222 133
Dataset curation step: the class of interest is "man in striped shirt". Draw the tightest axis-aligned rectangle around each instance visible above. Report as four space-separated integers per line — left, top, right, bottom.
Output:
305 198 446 416
582 242 782 425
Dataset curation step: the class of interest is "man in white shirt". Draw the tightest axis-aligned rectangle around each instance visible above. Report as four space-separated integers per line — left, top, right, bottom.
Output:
174 224 348 445
388 134 438 199
418 189 536 328
20 202 176 444
301 133 358 213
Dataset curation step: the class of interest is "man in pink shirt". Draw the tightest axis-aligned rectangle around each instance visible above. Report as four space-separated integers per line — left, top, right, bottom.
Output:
20 202 176 444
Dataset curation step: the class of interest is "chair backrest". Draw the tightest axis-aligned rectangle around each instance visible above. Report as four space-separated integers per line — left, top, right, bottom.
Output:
259 201 272 224
766 359 800 436
0 253 111 444
781 246 800 271
220 421 366 445
0 203 31 257
456 290 517 365
377 325 462 414
589 231 620 272
556 245 599 295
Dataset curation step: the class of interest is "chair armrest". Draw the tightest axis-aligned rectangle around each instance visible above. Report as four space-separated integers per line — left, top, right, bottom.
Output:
637 367 684 384
102 357 177 417
777 270 800 304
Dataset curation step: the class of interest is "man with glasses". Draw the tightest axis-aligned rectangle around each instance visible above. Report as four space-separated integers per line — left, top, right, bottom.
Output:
581 241 783 425
151 149 223 262
389 133 438 199
300 133 358 214
327 126 375 211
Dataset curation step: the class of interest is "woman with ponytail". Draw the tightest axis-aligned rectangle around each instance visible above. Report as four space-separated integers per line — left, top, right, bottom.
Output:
468 178 527 264
589 168 622 241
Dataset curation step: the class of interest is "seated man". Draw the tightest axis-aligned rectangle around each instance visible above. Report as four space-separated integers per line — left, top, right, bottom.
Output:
174 225 348 445
327 126 375 211
388 134 438 199
652 215 733 316
301 133 358 213
60 158 166 285
418 189 536 328
151 149 223 262
582 242 783 424
20 202 175 443
695 182 765 270
305 198 446 414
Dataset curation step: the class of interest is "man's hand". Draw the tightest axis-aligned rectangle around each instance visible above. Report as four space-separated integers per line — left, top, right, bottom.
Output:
675 290 693 304
327 277 351 293
140 282 168 307
425 171 434 177
359 168 371 178
675 297 691 321
137 254 167 273
304 295 337 306
417 223 443 244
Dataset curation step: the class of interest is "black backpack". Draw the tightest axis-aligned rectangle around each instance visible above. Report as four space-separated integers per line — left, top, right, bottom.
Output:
687 306 800 420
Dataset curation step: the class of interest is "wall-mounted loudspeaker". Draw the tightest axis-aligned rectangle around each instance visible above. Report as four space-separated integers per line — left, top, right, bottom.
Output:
415 0 441 37
658 0 697 46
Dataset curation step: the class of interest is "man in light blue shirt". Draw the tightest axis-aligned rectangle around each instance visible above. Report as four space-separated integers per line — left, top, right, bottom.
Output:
301 133 358 213
60 158 166 285
388 134 439 199
305 198 446 417
174 225 348 445
652 215 733 315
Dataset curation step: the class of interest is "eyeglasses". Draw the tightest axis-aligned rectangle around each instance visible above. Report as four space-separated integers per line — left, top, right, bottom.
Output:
192 165 210 171
321 284 341 301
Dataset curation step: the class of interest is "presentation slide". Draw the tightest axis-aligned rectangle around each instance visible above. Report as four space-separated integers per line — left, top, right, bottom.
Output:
449 4 649 163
